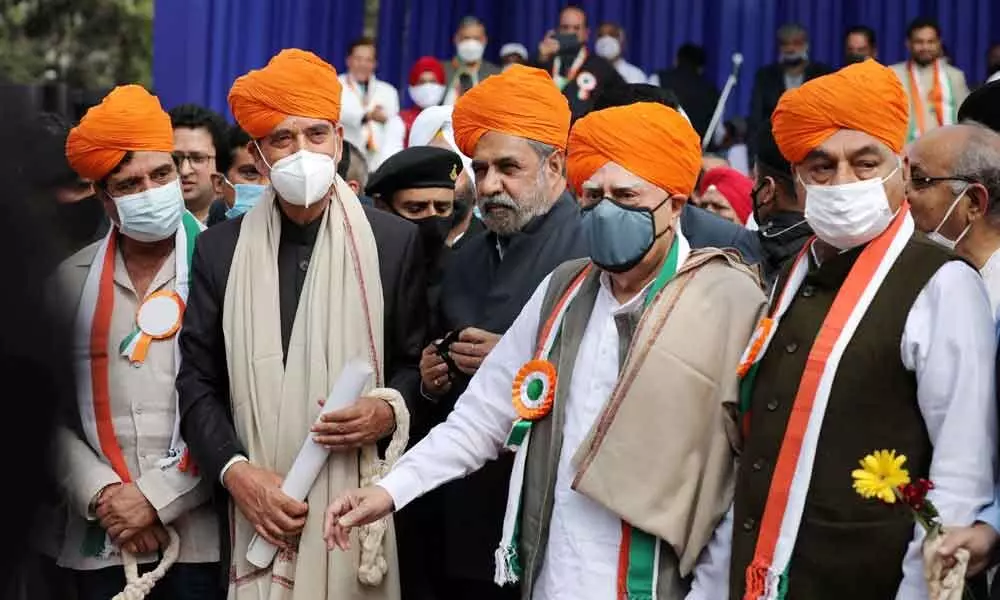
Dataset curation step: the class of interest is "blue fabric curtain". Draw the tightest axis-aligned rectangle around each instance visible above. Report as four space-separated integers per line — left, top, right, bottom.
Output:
375 0 1000 117
152 0 364 118
153 0 999 120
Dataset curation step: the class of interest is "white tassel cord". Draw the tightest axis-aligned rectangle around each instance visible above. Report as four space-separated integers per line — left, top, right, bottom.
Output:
357 387 410 586
112 526 180 600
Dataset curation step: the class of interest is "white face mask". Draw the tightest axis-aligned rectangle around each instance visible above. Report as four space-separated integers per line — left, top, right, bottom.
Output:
111 179 184 243
595 36 621 61
409 82 446 108
456 39 485 64
258 143 336 207
799 164 900 250
926 186 971 251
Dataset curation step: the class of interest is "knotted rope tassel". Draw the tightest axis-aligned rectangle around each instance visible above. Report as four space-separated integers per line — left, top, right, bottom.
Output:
357 387 409 586
112 526 180 600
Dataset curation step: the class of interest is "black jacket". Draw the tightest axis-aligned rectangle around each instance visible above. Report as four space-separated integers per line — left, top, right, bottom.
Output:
176 205 426 579
748 62 834 162
655 66 720 139
680 203 763 266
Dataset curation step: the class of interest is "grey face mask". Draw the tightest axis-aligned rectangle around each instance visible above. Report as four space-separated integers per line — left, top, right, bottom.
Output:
581 197 667 273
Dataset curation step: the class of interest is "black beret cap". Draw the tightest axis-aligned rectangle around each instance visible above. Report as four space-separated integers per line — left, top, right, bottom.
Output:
365 146 463 199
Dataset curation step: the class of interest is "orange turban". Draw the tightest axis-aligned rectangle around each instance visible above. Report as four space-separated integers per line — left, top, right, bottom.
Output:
452 64 570 156
229 49 342 138
65 85 173 181
567 102 701 197
771 60 908 164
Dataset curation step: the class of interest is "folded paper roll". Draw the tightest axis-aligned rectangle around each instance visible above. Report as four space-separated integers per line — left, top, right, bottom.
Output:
246 359 374 568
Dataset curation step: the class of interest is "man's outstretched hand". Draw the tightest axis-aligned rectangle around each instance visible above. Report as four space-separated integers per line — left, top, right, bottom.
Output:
323 486 395 551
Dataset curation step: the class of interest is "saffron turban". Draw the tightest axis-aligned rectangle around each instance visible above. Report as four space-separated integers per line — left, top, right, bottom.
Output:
567 102 701 197
65 85 173 181
771 60 908 164
229 49 343 139
452 64 571 156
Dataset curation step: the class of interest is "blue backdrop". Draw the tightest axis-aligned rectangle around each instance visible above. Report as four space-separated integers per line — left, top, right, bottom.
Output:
154 0 1000 120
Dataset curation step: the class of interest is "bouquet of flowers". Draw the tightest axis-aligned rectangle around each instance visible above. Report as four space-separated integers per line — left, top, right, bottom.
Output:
851 450 971 600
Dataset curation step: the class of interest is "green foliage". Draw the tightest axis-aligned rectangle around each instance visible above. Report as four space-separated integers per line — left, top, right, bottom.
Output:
0 0 153 89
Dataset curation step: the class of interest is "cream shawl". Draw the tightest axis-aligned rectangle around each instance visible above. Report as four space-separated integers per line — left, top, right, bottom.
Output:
223 178 400 600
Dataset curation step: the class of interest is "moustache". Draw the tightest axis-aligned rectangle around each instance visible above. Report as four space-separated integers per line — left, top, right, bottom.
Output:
481 194 518 211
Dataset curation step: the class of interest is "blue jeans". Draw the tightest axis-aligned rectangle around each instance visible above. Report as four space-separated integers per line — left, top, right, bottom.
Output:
76 561 222 600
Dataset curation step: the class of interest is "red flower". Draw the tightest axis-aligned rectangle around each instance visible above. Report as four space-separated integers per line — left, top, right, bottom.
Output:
897 478 934 512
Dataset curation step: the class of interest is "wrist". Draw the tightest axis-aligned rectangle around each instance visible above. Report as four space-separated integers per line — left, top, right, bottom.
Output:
381 399 397 438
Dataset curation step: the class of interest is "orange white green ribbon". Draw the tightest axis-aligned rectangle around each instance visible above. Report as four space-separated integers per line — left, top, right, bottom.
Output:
494 264 591 586
741 205 913 600
74 211 202 558
906 59 955 142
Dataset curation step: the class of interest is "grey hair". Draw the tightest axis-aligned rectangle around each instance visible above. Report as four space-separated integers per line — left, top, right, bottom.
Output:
526 140 566 176
947 123 1000 217
457 15 484 30
777 23 808 44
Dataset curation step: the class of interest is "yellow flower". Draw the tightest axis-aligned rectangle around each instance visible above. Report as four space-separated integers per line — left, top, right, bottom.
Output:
852 450 911 504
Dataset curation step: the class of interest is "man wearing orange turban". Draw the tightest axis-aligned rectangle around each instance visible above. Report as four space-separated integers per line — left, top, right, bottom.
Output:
324 101 765 600
720 59 998 600
56 84 219 599
177 48 424 600
323 63 590 598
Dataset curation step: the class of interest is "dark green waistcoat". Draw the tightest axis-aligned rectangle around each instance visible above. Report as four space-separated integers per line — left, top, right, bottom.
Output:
729 236 956 600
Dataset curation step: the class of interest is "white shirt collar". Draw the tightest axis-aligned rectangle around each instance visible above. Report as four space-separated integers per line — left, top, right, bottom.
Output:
599 231 691 316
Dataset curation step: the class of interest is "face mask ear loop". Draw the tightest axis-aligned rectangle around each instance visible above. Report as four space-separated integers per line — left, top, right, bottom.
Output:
254 140 273 171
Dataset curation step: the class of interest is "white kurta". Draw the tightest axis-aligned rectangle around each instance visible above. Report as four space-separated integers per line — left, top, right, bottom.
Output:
613 59 647 84
338 74 400 171
688 259 998 600
379 236 691 599
979 247 1000 319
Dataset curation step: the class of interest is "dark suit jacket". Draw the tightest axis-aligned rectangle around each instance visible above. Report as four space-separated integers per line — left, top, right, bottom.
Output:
655 66 720 139
681 203 763 266
748 62 834 162
177 205 425 583
177 206 426 482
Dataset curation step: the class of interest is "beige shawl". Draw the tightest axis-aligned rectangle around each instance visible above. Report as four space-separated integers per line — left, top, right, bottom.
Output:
571 250 766 577
223 179 400 600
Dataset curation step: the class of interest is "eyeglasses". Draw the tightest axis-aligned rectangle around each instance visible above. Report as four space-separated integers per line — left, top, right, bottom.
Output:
908 174 978 192
171 151 215 168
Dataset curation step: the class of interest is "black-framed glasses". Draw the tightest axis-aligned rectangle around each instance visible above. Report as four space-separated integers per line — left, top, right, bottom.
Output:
171 151 215 168
908 175 978 192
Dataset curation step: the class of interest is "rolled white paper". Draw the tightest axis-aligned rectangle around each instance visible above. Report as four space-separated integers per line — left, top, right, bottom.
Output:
246 359 374 568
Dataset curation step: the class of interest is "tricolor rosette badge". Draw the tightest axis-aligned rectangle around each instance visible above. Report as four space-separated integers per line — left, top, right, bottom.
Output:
512 359 557 421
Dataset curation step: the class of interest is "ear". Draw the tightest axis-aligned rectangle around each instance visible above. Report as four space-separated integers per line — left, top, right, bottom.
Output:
334 124 345 164
546 150 565 179
965 183 990 221
757 177 777 207
667 193 687 221
211 172 226 198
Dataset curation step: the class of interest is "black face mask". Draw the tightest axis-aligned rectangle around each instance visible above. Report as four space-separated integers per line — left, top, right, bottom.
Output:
452 198 470 228
846 53 868 64
410 215 453 261
750 180 769 227
555 33 583 57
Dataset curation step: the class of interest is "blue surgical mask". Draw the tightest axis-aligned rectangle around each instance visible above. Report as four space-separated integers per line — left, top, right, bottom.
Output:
226 183 267 219
581 197 667 273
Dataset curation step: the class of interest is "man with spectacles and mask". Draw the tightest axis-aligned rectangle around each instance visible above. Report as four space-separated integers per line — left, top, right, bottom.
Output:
169 104 228 225
54 85 217 600
750 122 812 287
176 49 424 600
700 60 998 600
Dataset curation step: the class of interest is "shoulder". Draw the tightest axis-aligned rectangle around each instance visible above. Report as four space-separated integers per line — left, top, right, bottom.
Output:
754 64 780 80
375 79 399 95
944 63 968 80
53 238 101 286
808 62 835 76
193 215 242 261
687 249 765 299
363 205 418 245
888 63 908 77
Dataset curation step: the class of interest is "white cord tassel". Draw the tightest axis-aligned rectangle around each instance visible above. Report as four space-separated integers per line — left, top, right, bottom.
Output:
356 387 409 586
112 526 181 600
